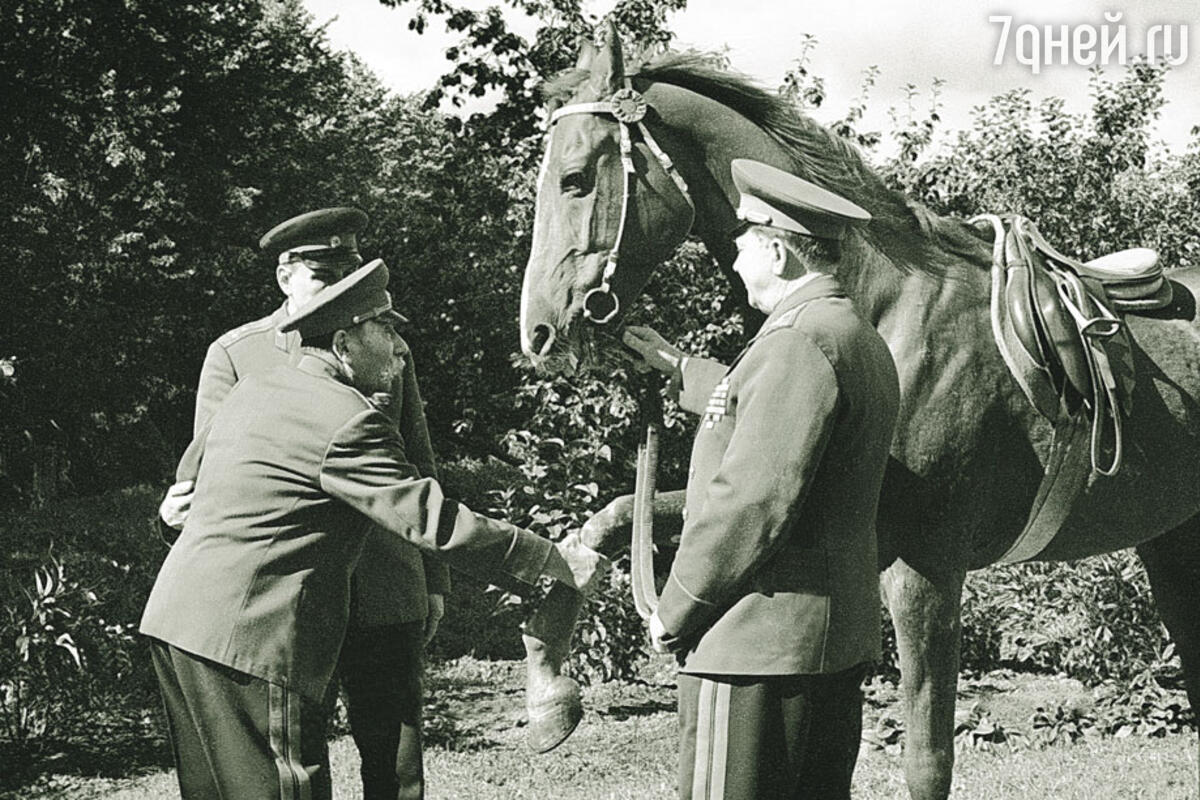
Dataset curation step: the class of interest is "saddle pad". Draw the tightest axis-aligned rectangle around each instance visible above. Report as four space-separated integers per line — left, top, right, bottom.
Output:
1082 247 1160 282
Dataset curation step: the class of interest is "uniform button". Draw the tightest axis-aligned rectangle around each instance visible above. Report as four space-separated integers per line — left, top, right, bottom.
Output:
681 507 688 521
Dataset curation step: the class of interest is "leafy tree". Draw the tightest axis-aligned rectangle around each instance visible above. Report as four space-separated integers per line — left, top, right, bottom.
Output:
377 0 686 149
879 60 1199 266
0 0 430 499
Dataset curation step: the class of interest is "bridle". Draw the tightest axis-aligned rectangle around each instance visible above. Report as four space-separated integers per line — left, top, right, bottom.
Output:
542 77 692 620
546 77 696 325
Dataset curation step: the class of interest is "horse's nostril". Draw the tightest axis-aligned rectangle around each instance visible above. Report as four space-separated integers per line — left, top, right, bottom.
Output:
531 324 556 358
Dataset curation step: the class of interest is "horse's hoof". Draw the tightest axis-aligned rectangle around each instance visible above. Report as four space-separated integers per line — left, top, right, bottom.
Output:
525 676 583 753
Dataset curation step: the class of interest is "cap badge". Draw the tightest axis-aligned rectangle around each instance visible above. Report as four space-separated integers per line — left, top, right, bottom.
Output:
738 208 772 226
329 235 342 248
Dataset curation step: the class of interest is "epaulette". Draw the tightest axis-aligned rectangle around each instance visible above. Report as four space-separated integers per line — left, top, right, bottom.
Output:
216 315 276 348
752 303 810 343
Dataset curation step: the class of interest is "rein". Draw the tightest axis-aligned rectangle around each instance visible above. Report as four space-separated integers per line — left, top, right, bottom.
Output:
548 78 695 325
629 374 663 620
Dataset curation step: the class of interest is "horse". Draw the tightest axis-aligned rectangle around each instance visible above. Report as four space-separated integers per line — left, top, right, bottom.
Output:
518 24 1200 800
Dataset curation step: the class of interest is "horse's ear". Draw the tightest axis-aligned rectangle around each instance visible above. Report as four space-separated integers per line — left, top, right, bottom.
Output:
588 18 624 96
575 36 598 70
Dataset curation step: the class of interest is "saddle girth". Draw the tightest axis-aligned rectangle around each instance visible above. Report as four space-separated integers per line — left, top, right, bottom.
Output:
971 213 1165 562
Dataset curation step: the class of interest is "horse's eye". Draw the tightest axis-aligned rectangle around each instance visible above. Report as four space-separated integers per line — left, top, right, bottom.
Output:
559 169 591 197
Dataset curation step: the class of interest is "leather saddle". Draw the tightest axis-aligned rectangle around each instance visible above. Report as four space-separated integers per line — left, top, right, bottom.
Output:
975 215 1171 476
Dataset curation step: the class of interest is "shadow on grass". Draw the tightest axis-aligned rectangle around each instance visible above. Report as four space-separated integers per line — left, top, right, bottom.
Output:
599 699 676 721
0 717 172 796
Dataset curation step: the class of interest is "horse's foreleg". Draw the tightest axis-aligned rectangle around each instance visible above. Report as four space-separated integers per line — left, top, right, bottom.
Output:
882 557 965 800
1136 516 1200 795
522 581 586 752
521 534 610 753
579 489 686 556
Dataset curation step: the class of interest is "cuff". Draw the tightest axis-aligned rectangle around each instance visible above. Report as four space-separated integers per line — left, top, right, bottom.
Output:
155 515 181 548
500 524 557 586
655 571 718 640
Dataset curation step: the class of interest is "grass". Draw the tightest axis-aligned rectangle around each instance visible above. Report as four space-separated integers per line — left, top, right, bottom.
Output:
5 659 1197 800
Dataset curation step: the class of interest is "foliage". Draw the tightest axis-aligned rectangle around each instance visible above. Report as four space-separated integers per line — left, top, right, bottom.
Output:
1092 670 1194 739
0 487 161 746
1030 701 1099 747
0 0 418 500
954 702 1027 753
957 552 1178 685
878 60 1200 269
475 239 745 682
376 0 686 149
1028 672 1192 748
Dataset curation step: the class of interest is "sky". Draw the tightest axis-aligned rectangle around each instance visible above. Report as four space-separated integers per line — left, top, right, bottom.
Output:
302 0 1198 156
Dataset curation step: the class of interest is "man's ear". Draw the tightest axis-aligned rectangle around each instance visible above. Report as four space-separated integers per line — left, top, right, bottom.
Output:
276 263 292 297
332 328 351 360
769 238 790 277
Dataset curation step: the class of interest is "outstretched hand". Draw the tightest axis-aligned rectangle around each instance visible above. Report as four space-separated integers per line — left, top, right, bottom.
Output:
622 326 684 376
553 531 611 595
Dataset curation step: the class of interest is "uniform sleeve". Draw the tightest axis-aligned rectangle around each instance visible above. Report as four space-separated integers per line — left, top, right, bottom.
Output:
318 408 561 591
159 418 211 544
677 357 731 415
657 331 840 640
393 345 452 595
193 341 237 435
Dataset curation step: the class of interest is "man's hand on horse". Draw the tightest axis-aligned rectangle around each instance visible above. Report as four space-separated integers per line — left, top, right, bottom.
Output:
554 531 611 594
622 326 684 377
159 480 195 530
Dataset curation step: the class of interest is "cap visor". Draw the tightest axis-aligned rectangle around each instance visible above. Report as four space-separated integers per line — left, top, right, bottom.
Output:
383 308 409 325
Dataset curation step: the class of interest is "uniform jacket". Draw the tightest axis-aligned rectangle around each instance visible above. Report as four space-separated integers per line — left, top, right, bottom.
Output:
141 353 557 700
193 302 450 627
657 273 900 676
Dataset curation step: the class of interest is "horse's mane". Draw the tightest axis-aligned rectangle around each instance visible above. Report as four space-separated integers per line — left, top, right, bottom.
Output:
544 51 989 276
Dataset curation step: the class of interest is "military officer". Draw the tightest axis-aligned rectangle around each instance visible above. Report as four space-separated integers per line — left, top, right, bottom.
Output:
623 159 901 800
141 259 604 800
164 207 448 799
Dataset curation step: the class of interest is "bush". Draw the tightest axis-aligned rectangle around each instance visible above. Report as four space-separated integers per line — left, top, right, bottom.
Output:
0 486 163 746
957 552 1178 685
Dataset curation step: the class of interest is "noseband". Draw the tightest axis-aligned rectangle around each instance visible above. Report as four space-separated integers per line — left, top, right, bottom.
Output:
548 78 696 325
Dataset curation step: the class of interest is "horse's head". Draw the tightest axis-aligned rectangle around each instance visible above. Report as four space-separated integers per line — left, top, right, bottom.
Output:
519 23 696 371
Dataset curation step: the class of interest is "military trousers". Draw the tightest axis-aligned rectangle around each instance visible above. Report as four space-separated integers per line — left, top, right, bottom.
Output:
150 638 331 800
336 621 426 800
678 663 869 800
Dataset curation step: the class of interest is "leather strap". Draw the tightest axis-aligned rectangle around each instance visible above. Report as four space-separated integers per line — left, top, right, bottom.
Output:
549 79 695 325
999 411 1091 562
630 377 662 620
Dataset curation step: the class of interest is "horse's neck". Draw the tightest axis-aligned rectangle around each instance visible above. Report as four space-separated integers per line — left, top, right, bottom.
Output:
643 82 995 326
643 83 793 267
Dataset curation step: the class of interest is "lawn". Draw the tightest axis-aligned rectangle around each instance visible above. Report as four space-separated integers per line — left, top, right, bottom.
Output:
7 658 1197 800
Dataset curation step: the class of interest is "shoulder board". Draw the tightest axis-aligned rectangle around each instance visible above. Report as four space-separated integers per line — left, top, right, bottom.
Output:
216 315 276 348
753 302 813 343
296 360 378 412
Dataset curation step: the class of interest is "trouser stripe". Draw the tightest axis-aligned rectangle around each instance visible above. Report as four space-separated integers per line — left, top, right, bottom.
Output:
709 682 730 800
269 683 312 800
691 678 731 800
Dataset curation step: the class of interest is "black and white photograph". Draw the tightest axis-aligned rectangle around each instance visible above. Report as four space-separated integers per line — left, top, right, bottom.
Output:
2 1 1197 798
